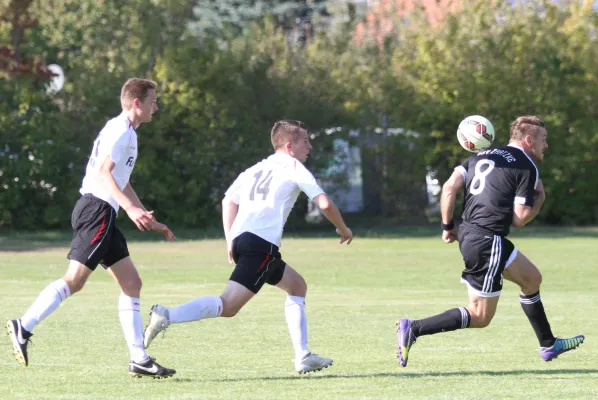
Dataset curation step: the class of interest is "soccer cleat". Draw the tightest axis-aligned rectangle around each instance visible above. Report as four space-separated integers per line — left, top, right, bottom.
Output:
539 335 585 362
144 304 170 349
397 318 417 367
295 353 333 374
6 319 33 367
129 357 176 379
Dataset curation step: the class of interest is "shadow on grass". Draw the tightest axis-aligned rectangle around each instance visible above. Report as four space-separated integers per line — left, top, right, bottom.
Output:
1 224 597 252
181 369 598 383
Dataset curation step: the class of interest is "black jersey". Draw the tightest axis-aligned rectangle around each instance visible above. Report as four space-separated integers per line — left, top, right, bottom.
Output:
457 144 538 237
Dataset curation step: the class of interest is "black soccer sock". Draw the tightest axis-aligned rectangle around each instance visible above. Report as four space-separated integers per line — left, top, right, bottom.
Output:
520 291 555 348
410 307 471 337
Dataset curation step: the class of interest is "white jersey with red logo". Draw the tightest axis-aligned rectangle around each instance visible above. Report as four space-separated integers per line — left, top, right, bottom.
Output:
80 112 138 212
225 152 324 247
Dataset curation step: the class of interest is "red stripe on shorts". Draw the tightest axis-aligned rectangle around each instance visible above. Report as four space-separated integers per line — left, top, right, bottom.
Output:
90 216 107 245
257 252 270 272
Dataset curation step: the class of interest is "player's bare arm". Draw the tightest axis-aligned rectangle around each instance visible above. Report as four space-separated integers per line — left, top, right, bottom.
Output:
97 155 155 231
512 179 546 228
123 183 176 241
148 221 177 241
123 183 148 211
440 170 465 243
313 193 353 245
222 196 239 263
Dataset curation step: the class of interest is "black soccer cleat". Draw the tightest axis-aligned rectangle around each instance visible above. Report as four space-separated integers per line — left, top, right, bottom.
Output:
129 357 176 379
7 319 33 367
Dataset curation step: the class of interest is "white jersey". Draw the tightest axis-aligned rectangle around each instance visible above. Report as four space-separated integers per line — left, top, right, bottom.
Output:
225 152 324 247
80 112 138 212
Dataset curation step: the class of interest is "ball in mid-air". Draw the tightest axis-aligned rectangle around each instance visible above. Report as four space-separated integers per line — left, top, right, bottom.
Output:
457 115 495 152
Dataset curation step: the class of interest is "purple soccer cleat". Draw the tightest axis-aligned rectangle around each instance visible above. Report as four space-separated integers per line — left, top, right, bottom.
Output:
396 318 417 367
539 335 585 362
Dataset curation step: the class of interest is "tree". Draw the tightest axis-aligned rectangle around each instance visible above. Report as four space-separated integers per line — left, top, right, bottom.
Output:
192 0 329 42
390 0 598 224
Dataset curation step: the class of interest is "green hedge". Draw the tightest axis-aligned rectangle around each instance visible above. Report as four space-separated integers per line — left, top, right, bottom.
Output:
1 0 597 229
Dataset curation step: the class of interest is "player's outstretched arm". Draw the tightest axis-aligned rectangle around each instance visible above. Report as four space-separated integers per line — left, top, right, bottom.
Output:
222 196 239 263
97 156 155 231
313 194 353 245
440 170 465 243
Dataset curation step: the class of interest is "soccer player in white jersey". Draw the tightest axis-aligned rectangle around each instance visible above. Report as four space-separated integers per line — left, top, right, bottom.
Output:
7 78 177 379
144 120 353 374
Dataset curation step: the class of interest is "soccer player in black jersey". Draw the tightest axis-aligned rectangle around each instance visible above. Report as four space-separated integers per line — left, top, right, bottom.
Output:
397 116 584 367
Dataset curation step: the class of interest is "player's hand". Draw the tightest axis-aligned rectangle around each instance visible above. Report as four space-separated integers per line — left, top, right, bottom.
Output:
226 242 234 264
126 206 156 231
150 221 177 241
336 227 353 245
442 228 457 244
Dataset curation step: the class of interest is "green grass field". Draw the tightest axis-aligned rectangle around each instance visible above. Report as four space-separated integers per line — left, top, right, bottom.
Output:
1 228 597 399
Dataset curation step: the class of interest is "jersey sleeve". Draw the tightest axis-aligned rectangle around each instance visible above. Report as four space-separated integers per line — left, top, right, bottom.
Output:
97 126 130 165
454 157 471 180
514 165 538 206
224 171 248 205
295 163 325 200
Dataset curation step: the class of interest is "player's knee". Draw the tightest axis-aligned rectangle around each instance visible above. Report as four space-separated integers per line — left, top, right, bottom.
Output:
289 275 307 297
468 310 494 328
221 309 237 318
121 277 142 296
470 316 493 328
526 276 542 293
475 316 493 328
63 276 85 294
300 279 307 297
520 270 542 294
532 270 543 289
220 303 240 318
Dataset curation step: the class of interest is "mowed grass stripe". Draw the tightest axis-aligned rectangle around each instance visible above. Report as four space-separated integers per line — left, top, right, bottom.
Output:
1 234 596 399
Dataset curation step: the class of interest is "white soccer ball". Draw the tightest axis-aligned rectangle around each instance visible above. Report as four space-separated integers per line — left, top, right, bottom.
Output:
456 115 495 152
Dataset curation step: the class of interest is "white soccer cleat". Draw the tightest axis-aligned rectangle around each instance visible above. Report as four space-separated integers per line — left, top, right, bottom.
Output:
295 353 333 374
144 304 170 349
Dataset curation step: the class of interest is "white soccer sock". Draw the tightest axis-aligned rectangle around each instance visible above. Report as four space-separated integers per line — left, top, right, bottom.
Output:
20 279 71 332
118 294 148 363
285 295 310 360
168 295 223 324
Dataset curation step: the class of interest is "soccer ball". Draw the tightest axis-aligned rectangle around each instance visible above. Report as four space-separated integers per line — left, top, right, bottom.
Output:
456 115 495 152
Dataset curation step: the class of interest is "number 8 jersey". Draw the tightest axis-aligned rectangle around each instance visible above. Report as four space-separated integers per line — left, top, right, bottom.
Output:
225 152 324 247
456 144 538 237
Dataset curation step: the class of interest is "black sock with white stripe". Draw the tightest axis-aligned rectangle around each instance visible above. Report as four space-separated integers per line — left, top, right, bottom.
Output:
520 291 555 347
411 307 471 337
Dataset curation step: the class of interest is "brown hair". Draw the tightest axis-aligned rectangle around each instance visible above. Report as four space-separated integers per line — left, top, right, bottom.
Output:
509 116 545 141
120 78 157 110
270 120 307 150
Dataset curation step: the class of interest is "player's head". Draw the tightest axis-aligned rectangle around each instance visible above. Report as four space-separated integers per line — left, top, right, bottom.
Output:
509 115 548 162
121 78 158 124
271 120 312 163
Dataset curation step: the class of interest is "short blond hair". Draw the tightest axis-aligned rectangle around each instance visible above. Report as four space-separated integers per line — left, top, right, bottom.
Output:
510 116 545 141
270 120 307 150
120 78 157 110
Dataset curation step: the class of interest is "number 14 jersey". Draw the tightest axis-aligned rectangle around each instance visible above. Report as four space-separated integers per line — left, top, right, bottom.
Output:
456 144 539 237
225 152 324 247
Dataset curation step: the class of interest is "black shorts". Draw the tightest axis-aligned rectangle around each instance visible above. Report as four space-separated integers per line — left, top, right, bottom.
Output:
458 225 517 297
67 194 130 271
229 232 286 294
